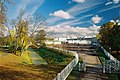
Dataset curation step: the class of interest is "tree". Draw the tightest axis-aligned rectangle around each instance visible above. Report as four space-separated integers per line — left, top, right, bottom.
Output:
0 0 12 46
98 21 120 53
7 10 47 56
107 23 120 53
98 22 114 49
35 30 46 46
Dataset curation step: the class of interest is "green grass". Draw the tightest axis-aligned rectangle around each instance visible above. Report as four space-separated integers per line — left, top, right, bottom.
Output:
0 51 3 54
98 52 106 64
21 51 32 64
107 73 119 80
97 48 109 64
66 63 80 80
34 47 74 64
97 48 119 80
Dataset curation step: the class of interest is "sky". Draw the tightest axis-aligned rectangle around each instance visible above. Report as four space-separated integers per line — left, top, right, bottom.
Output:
7 0 120 38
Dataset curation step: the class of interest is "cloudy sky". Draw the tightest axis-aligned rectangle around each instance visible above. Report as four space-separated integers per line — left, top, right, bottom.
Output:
7 0 120 38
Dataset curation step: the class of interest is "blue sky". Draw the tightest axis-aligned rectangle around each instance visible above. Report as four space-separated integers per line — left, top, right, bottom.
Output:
7 0 120 37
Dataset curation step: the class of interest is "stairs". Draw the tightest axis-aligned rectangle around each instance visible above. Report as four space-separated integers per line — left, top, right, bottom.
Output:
64 43 105 80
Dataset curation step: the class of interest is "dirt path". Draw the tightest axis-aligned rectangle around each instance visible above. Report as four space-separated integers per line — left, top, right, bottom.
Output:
78 47 109 80
79 53 102 80
59 43 109 80
79 53 101 67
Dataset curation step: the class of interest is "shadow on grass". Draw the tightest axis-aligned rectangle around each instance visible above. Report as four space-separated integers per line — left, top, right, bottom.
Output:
0 63 67 80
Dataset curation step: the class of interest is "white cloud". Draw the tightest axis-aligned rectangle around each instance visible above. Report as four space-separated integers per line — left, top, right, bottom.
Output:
68 1 72 4
7 0 45 19
47 0 105 25
99 4 120 12
110 19 120 25
46 25 100 37
105 2 113 5
58 14 93 26
113 0 120 4
105 0 120 5
24 0 45 18
47 17 62 25
91 15 102 24
68 0 105 16
50 10 73 19
73 0 86 3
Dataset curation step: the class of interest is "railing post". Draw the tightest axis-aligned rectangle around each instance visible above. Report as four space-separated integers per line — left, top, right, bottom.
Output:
79 62 81 71
57 73 60 80
118 61 120 71
103 63 105 73
109 64 111 73
83 62 86 72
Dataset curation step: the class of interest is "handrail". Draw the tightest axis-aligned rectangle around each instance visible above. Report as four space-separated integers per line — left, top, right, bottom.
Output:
100 45 119 61
100 45 120 73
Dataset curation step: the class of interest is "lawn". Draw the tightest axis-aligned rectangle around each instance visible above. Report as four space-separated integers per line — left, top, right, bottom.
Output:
0 47 74 80
66 62 80 80
34 47 74 64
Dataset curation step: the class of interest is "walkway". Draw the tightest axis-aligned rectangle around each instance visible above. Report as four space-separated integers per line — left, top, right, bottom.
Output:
63 44 109 80
29 49 47 65
78 48 102 80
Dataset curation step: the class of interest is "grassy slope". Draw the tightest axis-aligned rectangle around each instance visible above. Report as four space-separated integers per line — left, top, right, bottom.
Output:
0 47 74 80
0 52 32 64
29 49 47 65
35 47 74 64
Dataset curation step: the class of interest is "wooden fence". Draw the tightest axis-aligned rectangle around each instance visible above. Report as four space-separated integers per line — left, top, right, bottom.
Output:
47 47 79 80
100 45 120 73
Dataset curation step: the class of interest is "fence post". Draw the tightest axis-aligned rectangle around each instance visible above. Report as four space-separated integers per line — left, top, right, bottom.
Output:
118 61 120 71
83 62 86 72
57 73 61 80
109 64 111 73
103 63 105 73
79 62 81 71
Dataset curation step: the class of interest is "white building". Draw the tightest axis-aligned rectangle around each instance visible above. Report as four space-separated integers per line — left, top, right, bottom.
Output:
45 36 97 45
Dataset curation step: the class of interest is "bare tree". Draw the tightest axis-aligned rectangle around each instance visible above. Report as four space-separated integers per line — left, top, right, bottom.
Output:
0 0 13 46
6 10 47 56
